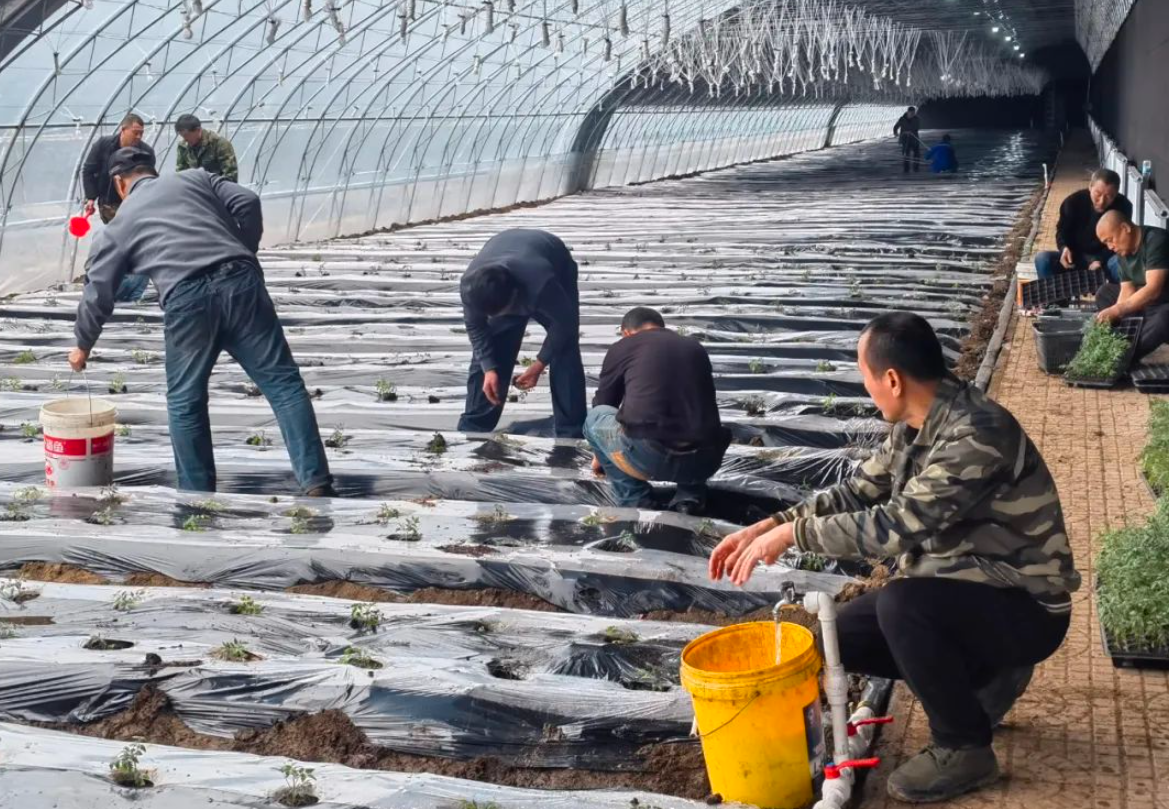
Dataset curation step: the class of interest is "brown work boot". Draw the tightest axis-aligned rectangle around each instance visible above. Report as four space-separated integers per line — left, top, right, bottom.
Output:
886 744 999 803
304 484 337 498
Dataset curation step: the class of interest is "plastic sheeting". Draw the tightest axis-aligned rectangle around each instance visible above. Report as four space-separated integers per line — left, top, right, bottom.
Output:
0 722 727 808
0 580 711 765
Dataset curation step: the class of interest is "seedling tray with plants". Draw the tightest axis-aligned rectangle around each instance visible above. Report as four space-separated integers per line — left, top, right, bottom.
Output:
1063 317 1143 388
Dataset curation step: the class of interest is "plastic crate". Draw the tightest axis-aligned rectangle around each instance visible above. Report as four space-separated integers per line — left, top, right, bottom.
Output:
1019 267 1106 309
1064 317 1144 389
1132 364 1169 394
1032 313 1092 374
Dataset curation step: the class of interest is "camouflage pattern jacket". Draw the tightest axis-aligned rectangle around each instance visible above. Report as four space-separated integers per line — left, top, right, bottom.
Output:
176 130 238 182
776 376 1080 614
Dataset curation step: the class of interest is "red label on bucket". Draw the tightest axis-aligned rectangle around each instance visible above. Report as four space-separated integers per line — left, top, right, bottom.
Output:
92 433 113 455
44 435 89 457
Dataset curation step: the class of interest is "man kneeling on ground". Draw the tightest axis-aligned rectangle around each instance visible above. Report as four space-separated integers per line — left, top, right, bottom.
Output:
1033 168 1130 282
585 307 730 514
1095 210 1169 362
709 312 1079 804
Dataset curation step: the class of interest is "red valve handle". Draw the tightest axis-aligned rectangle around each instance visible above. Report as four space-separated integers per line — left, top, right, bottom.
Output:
846 716 894 736
824 758 881 779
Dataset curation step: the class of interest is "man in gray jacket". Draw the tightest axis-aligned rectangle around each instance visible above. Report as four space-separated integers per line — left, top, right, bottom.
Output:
69 146 333 497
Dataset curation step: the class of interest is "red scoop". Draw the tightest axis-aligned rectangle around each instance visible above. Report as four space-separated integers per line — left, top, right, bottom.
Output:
68 214 91 238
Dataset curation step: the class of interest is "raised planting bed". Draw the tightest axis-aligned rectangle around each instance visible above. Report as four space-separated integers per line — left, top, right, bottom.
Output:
1063 317 1143 389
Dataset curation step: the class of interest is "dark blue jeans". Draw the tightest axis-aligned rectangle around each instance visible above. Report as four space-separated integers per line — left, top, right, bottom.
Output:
583 406 728 508
163 260 331 493
115 274 150 303
458 314 586 438
1034 251 1120 283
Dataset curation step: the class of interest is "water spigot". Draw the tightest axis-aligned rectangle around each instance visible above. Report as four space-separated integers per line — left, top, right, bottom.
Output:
772 581 797 619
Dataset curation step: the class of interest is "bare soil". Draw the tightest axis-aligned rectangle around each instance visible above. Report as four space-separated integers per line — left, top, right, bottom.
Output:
434 543 497 557
835 564 892 604
955 188 1043 380
123 572 209 588
19 562 108 585
46 686 714 800
285 581 560 612
641 604 820 632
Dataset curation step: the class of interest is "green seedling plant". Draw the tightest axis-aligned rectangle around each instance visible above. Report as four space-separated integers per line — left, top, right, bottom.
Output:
797 553 828 572
130 349 156 364
182 514 209 532
13 486 43 503
274 763 318 807
1140 400 1169 495
603 626 639 645
193 498 224 512
325 427 348 449
1065 321 1132 381
1097 498 1169 651
0 622 17 639
743 396 767 417
374 379 398 401
391 515 422 541
87 505 117 526
821 393 841 415
283 506 315 519
290 515 312 534
13 349 36 364
1 503 30 522
426 432 448 454
231 595 264 615
580 509 613 528
20 422 40 440
112 589 145 612
748 358 766 374
475 505 513 525
338 646 383 669
374 503 401 524
0 377 22 392
212 638 257 662
100 485 128 505
349 602 383 632
115 424 132 437
246 430 272 448
0 579 40 603
815 360 836 373
109 743 152 788
108 373 127 394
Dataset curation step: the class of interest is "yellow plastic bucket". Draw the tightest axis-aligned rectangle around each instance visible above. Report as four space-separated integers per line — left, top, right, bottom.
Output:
680 621 824 809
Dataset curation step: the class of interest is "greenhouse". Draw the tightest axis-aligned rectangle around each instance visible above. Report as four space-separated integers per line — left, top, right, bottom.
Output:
1 1 1167 808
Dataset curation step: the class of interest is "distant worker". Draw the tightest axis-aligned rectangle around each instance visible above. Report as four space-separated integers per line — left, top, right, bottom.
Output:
82 113 156 224
1034 169 1131 282
175 114 239 183
68 147 334 498
892 106 921 173
710 313 1079 804
459 228 586 438
1094 210 1169 360
924 134 958 174
585 307 731 514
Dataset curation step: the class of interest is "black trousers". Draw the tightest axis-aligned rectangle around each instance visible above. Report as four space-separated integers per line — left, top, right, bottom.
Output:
837 578 1069 749
900 136 920 172
1095 282 1169 361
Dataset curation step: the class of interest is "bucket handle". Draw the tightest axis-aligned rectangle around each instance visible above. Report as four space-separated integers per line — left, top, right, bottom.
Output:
692 692 762 740
67 369 96 426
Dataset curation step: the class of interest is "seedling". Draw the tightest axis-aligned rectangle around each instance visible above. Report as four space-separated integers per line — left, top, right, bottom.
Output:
390 515 422 541
13 349 36 364
0 622 16 639
1065 321 1133 381
246 430 272 448
603 626 639 645
283 506 315 519
796 553 828 572
182 514 209 532
325 427 348 449
1098 499 1169 651
580 509 613 528
815 360 836 373
100 485 127 505
115 424 132 437
374 503 401 524
108 373 127 395
338 646 383 669
675 326 690 337
109 743 152 788
212 638 258 662
230 595 264 615
349 602 383 632
130 349 156 364
290 515 312 534
243 381 262 397
426 432 448 454
112 589 145 612
374 379 398 401
848 279 864 299
0 377 22 392
821 393 841 414
1141 400 1169 495
135 317 150 334
695 519 719 538
748 358 766 374
87 505 117 526
13 486 43 503
0 579 40 603
193 498 224 512
274 763 318 807
19 421 40 440
474 505 513 525
519 356 535 368
743 396 767 417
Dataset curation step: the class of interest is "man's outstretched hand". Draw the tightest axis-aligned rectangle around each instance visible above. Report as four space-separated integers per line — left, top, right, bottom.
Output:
709 518 797 586
513 359 546 392
68 347 90 373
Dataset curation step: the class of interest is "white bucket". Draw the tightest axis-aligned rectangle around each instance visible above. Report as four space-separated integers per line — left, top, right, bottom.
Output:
40 398 117 489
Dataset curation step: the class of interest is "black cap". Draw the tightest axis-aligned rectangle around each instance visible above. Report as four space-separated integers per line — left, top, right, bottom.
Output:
108 146 156 178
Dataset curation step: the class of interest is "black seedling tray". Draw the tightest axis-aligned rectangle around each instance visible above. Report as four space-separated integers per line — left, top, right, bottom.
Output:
1064 317 1143 389
1132 365 1169 394
1100 623 1169 671
1020 268 1106 309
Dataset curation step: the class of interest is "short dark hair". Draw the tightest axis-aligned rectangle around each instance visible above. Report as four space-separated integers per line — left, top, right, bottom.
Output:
1090 168 1121 189
621 306 665 331
175 114 202 133
463 265 519 316
942 133 952 143
108 145 157 179
119 113 145 130
860 312 946 382
907 106 917 113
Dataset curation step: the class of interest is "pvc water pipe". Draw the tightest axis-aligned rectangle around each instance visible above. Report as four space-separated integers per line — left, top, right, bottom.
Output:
804 591 850 766
846 712 893 760
814 758 880 809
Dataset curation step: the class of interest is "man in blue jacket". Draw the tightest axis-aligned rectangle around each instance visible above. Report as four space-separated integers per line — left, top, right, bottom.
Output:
925 134 959 174
68 146 334 497
458 229 586 438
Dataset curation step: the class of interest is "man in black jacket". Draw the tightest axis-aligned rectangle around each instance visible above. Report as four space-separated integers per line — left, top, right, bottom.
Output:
585 307 730 513
1033 169 1131 282
458 229 586 438
81 114 155 224
893 106 921 173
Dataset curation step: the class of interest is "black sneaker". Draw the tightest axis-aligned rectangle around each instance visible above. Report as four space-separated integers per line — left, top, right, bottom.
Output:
977 664 1034 728
887 744 1000 803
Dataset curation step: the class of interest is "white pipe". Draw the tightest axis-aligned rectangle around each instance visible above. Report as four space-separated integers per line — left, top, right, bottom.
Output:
846 704 876 759
813 767 856 809
805 591 850 766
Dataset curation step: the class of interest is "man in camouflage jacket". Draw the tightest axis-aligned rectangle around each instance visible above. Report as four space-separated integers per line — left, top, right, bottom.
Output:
710 312 1079 804
175 114 239 182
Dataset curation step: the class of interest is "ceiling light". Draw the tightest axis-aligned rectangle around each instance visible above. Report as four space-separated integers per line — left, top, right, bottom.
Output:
1005 35 1012 41
992 25 1000 33
1013 44 1020 50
